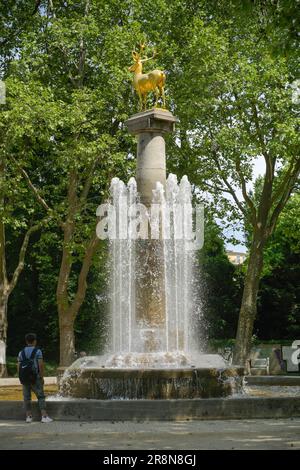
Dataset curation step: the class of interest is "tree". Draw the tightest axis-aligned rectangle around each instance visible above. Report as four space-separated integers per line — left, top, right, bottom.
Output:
163 5 299 366
255 193 300 339
2 0 139 366
0 76 53 376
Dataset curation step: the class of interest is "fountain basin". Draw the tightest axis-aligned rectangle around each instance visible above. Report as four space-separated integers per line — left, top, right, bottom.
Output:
59 358 244 399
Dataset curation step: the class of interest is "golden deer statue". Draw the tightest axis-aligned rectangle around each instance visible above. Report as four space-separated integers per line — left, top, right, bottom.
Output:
129 44 166 111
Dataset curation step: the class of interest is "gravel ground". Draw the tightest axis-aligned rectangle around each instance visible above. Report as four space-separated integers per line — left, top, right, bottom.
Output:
0 418 299 450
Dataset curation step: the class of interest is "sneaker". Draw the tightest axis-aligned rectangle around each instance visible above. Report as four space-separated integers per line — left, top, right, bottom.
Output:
41 416 53 423
26 416 33 423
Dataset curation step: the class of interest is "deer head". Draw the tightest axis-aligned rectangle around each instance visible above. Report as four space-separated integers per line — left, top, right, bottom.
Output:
128 43 157 72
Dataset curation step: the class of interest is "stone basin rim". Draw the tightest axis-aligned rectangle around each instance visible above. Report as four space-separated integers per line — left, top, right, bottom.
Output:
64 366 244 378
67 367 244 371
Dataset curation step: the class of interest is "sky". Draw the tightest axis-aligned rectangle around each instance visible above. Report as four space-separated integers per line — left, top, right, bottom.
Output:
224 156 265 253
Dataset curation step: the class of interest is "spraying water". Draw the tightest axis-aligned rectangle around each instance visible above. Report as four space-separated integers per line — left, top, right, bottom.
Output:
105 173 204 369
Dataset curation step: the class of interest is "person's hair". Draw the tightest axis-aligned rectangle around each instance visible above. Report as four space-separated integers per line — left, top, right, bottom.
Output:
25 333 37 344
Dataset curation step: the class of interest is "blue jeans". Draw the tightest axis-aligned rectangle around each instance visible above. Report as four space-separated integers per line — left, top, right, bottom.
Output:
22 377 46 413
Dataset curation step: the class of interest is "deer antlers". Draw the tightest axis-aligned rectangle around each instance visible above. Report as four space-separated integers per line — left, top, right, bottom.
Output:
132 43 157 63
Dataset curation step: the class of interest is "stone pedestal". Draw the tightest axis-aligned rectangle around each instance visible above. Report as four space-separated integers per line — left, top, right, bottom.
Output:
125 109 177 349
125 109 177 205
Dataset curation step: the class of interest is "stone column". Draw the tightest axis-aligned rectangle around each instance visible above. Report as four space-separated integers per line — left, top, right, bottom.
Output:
126 109 177 206
125 109 177 352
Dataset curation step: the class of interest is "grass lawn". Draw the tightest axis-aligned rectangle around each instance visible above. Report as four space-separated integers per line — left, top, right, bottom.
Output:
0 384 58 400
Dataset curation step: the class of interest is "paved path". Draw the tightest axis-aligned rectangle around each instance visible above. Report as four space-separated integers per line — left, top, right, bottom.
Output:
0 418 299 449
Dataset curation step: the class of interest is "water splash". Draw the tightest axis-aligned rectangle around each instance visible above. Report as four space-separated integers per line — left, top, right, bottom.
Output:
107 173 202 367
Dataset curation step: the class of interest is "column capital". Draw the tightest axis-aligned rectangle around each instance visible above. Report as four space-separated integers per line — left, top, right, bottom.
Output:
125 108 178 135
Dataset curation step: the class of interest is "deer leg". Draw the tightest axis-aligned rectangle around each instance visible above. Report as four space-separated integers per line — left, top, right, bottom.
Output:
160 86 166 108
154 87 159 107
143 93 147 111
138 92 143 111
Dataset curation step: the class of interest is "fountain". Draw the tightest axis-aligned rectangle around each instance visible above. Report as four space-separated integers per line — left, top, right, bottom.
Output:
59 108 244 400
59 45 244 400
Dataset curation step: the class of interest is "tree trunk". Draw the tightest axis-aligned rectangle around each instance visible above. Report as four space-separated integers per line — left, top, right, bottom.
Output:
56 170 78 367
56 164 99 367
59 314 75 367
57 233 99 367
0 295 8 377
233 231 265 367
0 196 8 377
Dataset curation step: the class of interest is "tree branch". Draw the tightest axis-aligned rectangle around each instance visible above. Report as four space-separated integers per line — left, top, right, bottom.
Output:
210 148 247 218
202 181 233 194
251 102 267 154
78 157 100 207
7 218 48 296
235 157 257 225
271 155 298 206
69 229 99 320
268 157 300 235
11 156 51 213
20 167 51 212
56 170 79 313
48 0 56 18
76 0 90 88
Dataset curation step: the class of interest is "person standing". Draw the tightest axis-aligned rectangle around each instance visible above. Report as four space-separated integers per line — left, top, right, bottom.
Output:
17 333 53 423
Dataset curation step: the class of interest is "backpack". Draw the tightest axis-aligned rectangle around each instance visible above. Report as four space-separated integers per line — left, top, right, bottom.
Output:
18 348 38 385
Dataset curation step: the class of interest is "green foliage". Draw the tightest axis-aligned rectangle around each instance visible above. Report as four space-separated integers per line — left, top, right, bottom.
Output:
1 1 299 358
2 0 137 360
255 193 300 339
7 230 109 360
199 218 243 339
263 193 300 272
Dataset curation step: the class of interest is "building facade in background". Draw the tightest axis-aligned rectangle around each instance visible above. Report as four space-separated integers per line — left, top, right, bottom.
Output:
226 250 247 265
